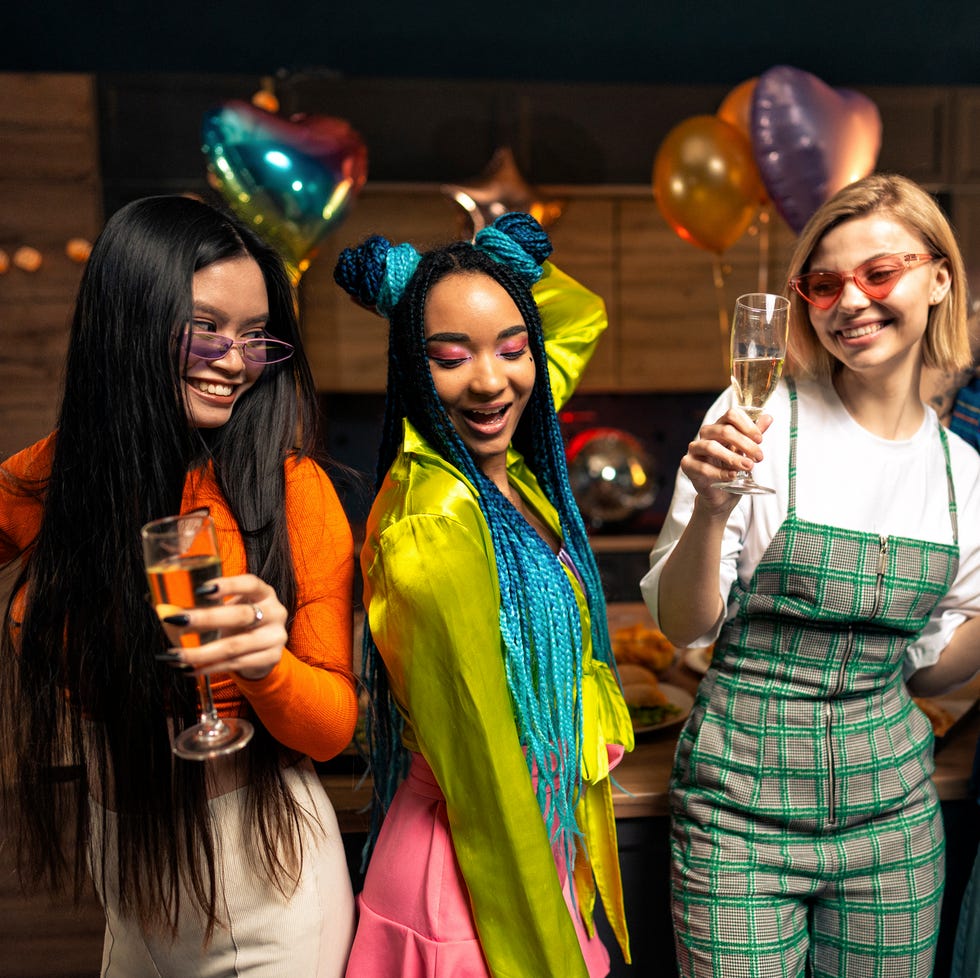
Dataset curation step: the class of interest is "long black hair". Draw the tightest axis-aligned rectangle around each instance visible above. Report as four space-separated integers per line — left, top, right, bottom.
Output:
0 195 324 936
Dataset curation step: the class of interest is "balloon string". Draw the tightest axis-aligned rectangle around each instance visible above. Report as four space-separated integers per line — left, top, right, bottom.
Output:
712 256 730 378
757 205 771 293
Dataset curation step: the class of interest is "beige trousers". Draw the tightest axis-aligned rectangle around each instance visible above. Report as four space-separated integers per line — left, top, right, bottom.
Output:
89 762 355 978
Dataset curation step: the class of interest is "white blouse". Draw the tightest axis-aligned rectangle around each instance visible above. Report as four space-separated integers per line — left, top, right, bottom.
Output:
640 377 980 674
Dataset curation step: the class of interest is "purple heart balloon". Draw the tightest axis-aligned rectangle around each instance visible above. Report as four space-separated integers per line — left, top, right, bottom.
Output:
751 66 882 233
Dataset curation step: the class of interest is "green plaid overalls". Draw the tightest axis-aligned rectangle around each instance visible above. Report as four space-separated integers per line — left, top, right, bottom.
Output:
670 380 958 978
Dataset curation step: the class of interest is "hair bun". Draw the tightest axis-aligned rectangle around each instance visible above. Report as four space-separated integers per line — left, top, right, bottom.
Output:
333 235 391 308
491 212 553 265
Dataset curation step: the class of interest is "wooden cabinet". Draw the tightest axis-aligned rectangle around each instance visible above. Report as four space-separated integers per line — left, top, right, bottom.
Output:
863 86 954 186
298 187 461 393
5 74 980 452
0 74 102 457
294 80 980 395
299 185 798 393
951 87 980 185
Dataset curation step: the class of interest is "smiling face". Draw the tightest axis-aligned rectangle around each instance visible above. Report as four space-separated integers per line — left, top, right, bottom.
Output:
182 256 270 429
423 272 536 489
805 213 951 383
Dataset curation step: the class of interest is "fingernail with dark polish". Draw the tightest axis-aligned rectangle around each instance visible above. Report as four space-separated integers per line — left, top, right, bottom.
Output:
194 582 219 597
163 613 190 626
154 650 184 662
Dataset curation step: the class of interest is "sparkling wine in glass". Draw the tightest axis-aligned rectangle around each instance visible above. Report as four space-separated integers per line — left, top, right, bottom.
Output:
142 510 253 760
711 292 790 495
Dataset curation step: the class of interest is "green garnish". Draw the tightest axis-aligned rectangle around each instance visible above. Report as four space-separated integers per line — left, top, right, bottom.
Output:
629 703 681 727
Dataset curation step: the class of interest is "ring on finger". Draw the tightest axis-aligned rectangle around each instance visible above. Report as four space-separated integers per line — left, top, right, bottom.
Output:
250 604 264 628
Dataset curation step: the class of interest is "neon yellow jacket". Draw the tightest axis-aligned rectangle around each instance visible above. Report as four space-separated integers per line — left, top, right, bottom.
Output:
361 262 634 978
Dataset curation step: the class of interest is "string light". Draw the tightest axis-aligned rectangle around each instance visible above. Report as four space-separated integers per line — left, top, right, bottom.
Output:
12 246 42 272
0 238 92 275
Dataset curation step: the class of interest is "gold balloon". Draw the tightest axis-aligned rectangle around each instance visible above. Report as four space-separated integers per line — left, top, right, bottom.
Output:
653 115 763 254
442 147 565 238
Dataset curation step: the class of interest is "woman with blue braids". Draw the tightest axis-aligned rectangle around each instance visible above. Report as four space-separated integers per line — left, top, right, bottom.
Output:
333 212 634 978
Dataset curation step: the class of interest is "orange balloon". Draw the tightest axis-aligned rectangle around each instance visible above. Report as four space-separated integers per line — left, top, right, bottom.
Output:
717 78 757 141
653 115 763 254
718 79 768 205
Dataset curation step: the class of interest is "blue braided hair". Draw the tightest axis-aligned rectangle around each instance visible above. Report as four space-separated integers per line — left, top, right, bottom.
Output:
335 213 615 872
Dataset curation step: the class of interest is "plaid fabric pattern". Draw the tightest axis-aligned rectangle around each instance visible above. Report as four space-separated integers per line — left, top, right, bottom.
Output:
670 381 958 977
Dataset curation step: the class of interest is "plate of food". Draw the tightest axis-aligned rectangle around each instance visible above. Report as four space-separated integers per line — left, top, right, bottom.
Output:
610 619 677 676
683 645 714 676
618 662 695 734
913 673 980 747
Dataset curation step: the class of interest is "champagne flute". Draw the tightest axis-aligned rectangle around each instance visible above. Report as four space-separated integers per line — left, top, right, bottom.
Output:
142 509 253 760
711 292 790 495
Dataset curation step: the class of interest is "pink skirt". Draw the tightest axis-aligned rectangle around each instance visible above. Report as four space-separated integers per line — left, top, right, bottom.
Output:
345 752 612 978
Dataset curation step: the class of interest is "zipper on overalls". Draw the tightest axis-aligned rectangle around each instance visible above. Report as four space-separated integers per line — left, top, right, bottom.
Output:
869 534 889 618
824 698 837 825
825 537 888 827
826 624 857 826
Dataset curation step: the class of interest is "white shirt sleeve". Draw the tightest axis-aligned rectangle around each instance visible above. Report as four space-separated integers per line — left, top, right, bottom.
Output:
904 430 980 674
639 384 791 647
641 378 980 664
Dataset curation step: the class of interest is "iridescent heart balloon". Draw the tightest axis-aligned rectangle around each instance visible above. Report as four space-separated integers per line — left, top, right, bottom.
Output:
751 66 881 233
202 100 368 283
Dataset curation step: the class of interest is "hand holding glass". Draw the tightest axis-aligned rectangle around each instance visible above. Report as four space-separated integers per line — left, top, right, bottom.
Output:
142 510 253 760
711 292 790 495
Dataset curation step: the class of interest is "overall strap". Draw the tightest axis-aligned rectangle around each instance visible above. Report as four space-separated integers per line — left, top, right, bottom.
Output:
785 377 799 517
938 423 959 545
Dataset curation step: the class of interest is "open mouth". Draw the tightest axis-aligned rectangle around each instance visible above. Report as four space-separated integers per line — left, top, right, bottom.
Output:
461 404 510 434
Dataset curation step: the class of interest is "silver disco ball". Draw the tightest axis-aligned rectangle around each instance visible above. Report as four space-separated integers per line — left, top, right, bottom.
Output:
566 427 658 528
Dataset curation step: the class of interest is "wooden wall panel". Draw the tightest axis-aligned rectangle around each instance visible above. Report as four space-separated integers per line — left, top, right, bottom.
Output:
864 87 953 186
950 192 980 287
534 196 617 391
0 74 95 127
618 197 729 392
297 185 794 395
585 196 795 393
951 88 980 186
3 73 980 451
299 189 622 392
0 73 101 458
299 188 463 392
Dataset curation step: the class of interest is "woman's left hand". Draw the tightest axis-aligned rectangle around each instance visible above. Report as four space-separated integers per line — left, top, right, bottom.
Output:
159 574 288 681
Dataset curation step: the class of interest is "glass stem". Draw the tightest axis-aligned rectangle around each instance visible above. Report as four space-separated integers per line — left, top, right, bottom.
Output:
195 674 222 726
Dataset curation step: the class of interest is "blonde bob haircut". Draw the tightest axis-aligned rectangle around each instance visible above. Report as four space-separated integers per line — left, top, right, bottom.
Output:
784 173 970 381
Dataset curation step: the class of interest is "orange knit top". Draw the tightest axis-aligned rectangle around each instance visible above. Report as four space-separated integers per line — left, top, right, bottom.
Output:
0 433 358 762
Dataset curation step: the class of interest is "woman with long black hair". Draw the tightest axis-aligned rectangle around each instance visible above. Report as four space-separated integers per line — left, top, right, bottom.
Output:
0 195 357 976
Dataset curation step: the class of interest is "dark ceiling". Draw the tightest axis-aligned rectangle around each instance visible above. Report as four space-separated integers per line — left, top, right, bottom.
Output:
8 0 980 86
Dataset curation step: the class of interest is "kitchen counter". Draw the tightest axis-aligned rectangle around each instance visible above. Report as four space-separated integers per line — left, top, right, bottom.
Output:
605 661 980 819
323 603 980 831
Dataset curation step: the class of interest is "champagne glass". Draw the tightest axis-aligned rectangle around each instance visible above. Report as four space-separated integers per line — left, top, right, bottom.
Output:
711 292 790 495
142 509 253 760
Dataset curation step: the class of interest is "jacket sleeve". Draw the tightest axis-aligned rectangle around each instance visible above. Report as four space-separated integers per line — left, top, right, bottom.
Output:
533 261 608 412
234 457 358 761
0 434 54 563
364 506 590 978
